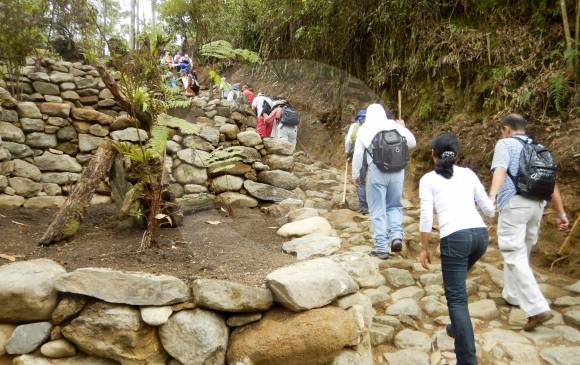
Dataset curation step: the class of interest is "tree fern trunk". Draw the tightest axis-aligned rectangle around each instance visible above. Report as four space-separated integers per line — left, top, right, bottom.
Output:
38 140 116 246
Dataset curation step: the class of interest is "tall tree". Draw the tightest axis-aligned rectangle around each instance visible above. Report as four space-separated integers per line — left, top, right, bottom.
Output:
130 0 136 48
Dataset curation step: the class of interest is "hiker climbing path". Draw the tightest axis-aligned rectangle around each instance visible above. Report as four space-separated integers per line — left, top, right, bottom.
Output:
282 152 580 365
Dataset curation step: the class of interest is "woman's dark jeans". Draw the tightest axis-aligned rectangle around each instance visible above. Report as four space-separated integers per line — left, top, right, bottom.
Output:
440 227 489 365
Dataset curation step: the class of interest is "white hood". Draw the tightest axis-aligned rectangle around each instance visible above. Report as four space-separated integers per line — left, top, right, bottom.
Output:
356 104 398 147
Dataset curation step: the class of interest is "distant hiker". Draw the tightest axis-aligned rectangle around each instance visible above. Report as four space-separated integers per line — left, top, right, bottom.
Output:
191 70 200 95
162 51 173 68
265 98 300 150
488 114 569 330
252 92 274 137
227 84 243 102
172 51 182 67
242 84 255 105
351 103 416 259
219 77 233 100
345 109 368 214
419 133 495 365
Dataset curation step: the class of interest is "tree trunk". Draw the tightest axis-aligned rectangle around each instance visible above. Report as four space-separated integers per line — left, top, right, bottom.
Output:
151 0 156 27
130 0 136 49
38 140 116 246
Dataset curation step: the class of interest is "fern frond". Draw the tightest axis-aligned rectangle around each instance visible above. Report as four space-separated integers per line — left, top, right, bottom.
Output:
166 99 192 109
112 142 154 163
549 72 567 113
158 113 201 135
148 122 169 157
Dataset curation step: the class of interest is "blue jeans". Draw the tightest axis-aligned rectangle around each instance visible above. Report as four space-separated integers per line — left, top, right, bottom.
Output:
366 164 404 253
357 165 368 212
441 228 488 365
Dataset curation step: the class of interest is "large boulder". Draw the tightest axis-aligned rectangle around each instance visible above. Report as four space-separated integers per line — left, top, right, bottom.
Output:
71 108 114 125
110 127 148 142
5 322 52 355
243 180 295 202
39 103 70 118
62 302 167 364
55 268 191 306
331 252 386 288
282 234 341 260
262 138 294 155
34 152 82 172
218 192 258 208
263 154 294 170
26 133 58 148
266 258 358 311
16 102 42 119
192 279 273 312
0 259 66 323
237 131 261 147
258 170 299 190
227 307 358 365
210 175 244 193
159 309 228 365
0 122 25 143
173 164 208 185
277 216 333 237
176 149 209 168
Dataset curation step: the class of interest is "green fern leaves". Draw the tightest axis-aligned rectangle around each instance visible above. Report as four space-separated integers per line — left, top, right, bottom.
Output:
549 71 567 113
200 40 262 64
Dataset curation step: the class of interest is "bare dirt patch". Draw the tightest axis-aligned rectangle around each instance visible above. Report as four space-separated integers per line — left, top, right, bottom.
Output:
0 205 295 285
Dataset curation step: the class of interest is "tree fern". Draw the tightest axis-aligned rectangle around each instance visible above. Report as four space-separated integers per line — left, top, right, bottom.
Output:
157 113 201 135
549 71 567 112
200 40 262 64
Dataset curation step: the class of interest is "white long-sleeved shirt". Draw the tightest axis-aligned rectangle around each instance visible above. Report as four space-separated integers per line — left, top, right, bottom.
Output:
344 123 356 154
351 120 416 179
419 166 495 238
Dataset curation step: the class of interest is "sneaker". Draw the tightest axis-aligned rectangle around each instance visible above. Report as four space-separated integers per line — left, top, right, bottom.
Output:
523 311 554 331
391 239 403 253
369 250 389 260
446 323 455 338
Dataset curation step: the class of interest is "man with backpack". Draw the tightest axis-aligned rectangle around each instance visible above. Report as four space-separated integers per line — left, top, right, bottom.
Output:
345 109 368 214
352 103 416 259
489 113 569 331
265 98 300 150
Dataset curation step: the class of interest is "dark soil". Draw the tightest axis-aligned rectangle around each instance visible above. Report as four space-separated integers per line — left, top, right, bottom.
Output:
0 205 295 285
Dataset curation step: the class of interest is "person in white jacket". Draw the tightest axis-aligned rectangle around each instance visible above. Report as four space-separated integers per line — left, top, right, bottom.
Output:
351 103 416 259
419 132 495 365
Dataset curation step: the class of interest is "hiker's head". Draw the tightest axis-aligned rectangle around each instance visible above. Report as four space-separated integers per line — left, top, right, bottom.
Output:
242 84 249 90
431 132 459 179
355 110 366 124
501 113 527 137
366 103 387 122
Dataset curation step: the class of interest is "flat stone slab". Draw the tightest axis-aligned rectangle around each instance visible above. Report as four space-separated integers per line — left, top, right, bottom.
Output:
282 234 341 260
55 268 191 306
192 279 273 313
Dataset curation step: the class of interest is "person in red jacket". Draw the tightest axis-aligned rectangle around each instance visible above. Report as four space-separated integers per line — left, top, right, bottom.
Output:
242 84 255 105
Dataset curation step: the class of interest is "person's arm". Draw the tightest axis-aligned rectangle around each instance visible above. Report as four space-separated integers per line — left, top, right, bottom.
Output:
419 177 434 269
397 124 417 149
264 108 280 125
345 124 355 154
351 137 364 185
473 171 495 217
551 184 569 230
489 140 510 204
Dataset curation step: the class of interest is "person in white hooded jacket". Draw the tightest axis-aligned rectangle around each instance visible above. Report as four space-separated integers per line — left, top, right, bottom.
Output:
352 103 416 259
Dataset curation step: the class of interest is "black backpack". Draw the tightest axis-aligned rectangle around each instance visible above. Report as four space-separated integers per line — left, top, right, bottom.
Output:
278 105 300 126
365 130 409 172
261 100 272 116
508 137 557 200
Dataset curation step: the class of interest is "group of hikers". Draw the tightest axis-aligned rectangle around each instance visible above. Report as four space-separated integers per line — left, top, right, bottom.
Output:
219 82 301 150
344 104 569 365
161 50 200 95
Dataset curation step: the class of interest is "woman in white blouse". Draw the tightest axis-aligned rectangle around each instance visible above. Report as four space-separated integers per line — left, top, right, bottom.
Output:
419 133 495 365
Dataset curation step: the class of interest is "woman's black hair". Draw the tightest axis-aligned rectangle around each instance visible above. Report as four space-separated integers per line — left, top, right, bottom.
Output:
431 132 459 179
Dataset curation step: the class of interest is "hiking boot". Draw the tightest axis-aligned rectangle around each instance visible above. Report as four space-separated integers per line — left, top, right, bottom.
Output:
446 323 455 338
369 250 389 260
391 239 403 253
523 311 554 331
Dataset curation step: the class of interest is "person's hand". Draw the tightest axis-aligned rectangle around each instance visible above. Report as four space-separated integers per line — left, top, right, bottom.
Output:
395 119 406 127
557 212 569 231
353 177 360 188
420 249 431 270
489 194 497 206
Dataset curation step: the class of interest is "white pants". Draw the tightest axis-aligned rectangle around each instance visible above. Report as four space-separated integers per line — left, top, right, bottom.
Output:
272 122 297 151
498 195 550 316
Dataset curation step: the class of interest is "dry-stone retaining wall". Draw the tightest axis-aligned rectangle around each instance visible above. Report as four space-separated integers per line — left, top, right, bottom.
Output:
0 57 301 210
0 256 376 365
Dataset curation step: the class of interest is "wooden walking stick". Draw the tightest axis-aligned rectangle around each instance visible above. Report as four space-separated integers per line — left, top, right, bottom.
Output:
341 159 349 208
398 90 402 121
558 214 580 256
